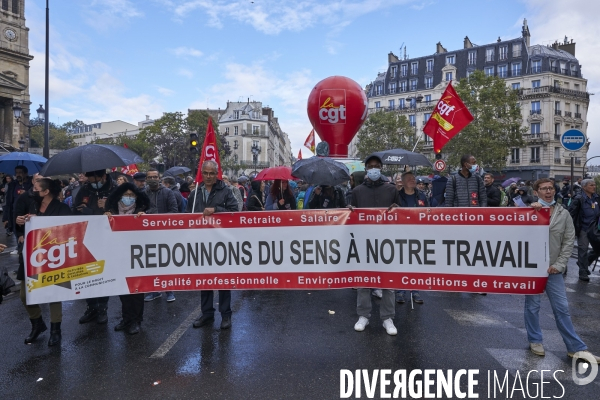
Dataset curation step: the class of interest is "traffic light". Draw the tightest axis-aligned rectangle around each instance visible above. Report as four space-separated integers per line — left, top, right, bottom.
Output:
435 149 442 160
190 133 199 152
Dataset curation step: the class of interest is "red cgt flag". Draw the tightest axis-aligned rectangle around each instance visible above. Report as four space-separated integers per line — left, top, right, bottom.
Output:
423 82 474 153
120 143 139 176
304 129 315 154
297 149 303 160
195 118 223 184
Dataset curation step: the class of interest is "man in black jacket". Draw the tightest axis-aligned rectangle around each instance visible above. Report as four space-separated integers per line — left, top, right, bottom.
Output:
3 165 32 235
74 170 118 324
483 173 501 207
188 161 238 330
568 179 600 281
350 155 399 336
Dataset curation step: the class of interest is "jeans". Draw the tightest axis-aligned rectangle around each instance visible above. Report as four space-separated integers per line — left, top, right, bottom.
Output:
357 289 395 320
577 230 591 276
524 273 587 353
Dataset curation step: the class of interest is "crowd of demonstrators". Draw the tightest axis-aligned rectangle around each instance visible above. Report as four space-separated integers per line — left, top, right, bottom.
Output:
16 177 71 346
162 175 187 213
221 175 244 211
247 179 266 211
105 183 150 335
349 154 400 336
188 161 238 330
445 155 487 207
568 179 599 282
3 166 32 236
265 179 296 211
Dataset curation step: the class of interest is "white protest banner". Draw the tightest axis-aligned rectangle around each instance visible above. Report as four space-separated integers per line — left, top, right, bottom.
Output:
24 208 550 304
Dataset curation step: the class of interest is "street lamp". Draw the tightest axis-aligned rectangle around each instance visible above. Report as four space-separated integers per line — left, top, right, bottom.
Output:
405 94 423 150
251 143 261 173
13 103 46 152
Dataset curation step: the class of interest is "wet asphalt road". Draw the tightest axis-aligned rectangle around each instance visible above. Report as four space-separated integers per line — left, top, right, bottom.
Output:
2 232 600 399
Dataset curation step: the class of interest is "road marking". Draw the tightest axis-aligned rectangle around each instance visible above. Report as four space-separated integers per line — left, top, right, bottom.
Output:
149 303 203 359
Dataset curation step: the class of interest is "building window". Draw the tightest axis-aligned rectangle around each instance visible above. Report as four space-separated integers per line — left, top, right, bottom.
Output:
399 99 406 109
376 85 383 95
389 82 396 94
234 154 238 162
511 148 520 163
531 123 541 134
390 66 397 78
498 65 507 78
445 72 453 81
532 80 541 88
400 64 408 77
499 46 508 61
512 82 520 90
234 140 239 149
388 99 395 110
234 111 240 119
486 48 494 62
409 115 416 127
252 125 260 135
400 81 407 92
513 43 522 57
426 59 434 72
530 147 540 163
375 101 381 109
554 123 560 135
234 126 239 135
424 113 431 123
425 77 433 89
484 66 494 77
531 101 541 114
410 79 417 91
1 0 7 11
225 127 230 135
252 140 259 148
446 55 455 65
411 62 418 75
574 83 580 91
11 0 17 14
424 94 432 105
468 51 476 65
531 60 541 73
512 62 522 77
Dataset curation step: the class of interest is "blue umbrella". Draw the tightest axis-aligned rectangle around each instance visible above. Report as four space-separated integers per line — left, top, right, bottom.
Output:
0 152 47 174
502 177 521 188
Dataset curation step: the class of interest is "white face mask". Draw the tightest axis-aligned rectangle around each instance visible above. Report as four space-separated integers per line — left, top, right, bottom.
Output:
367 168 381 181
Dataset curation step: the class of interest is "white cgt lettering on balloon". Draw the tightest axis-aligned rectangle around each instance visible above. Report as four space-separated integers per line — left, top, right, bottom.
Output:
319 105 346 124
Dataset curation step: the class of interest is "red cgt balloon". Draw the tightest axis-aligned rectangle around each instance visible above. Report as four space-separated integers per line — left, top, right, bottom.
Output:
306 76 368 158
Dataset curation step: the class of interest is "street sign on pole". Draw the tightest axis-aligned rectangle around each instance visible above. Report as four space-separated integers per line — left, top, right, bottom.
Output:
434 159 446 172
564 151 584 158
560 129 586 151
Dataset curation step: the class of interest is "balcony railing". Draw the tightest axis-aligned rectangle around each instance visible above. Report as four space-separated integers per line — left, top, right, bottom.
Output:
575 113 582 119
554 158 562 164
530 109 542 115
554 133 561 140
498 71 508 78
389 88 396 94
564 111 572 117
517 86 590 100
531 66 542 73
554 110 561 116
425 83 433 89
523 132 549 141
530 159 541 163
512 69 522 76
510 159 520 164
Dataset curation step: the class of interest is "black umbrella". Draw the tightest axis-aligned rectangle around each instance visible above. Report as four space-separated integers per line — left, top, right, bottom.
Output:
292 156 350 186
165 166 191 176
367 149 433 167
39 144 144 176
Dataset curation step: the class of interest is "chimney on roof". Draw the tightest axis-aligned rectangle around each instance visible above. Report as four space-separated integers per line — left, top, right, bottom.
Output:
557 37 576 56
436 42 447 54
522 18 530 47
464 36 473 49
388 51 399 64
145 115 149 120
497 36 501 43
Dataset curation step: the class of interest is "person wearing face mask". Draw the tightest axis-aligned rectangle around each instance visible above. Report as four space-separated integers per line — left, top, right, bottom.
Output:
3 165 32 236
445 154 487 207
308 184 346 209
74 169 118 324
526 179 600 363
16 178 71 346
349 154 400 336
143 168 179 303
105 182 150 335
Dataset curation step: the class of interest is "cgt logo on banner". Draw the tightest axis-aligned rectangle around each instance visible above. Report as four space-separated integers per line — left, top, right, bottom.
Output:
25 221 104 292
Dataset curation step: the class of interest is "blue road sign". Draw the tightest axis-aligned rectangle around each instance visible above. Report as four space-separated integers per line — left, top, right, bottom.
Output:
560 129 586 151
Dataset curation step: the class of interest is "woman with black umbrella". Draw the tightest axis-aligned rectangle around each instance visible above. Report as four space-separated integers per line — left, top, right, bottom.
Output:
104 182 150 335
16 177 71 346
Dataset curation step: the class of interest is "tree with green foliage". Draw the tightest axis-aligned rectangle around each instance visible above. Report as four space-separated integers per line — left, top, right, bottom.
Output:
443 70 527 172
29 119 76 150
356 110 416 160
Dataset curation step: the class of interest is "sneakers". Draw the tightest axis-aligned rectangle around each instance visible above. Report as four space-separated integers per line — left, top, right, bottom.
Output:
567 350 600 364
144 292 162 302
371 289 383 298
395 292 406 304
530 343 545 356
382 318 397 335
354 316 369 332
166 292 176 302
412 292 424 304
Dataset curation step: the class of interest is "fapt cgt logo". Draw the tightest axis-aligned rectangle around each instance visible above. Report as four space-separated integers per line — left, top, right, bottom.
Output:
26 221 104 291
319 89 347 124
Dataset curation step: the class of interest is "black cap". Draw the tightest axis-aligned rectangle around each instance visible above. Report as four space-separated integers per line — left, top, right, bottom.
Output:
363 154 383 166
133 172 146 181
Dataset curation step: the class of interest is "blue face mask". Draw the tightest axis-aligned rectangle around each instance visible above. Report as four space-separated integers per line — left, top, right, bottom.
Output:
538 198 556 207
469 164 478 173
367 168 381 181
90 182 101 189
120 196 136 206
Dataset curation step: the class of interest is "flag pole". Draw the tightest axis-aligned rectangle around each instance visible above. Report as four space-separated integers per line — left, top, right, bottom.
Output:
191 184 199 214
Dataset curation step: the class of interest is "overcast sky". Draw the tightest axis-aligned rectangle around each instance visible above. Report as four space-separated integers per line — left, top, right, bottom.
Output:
26 0 600 161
